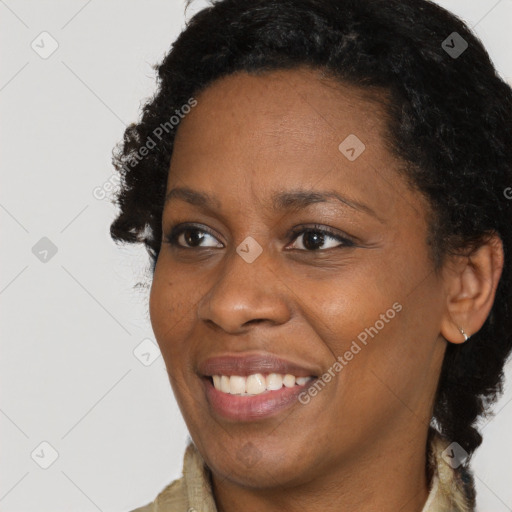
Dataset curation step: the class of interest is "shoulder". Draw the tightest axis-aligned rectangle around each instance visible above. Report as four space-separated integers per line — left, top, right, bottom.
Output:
127 441 215 512
128 476 188 512
424 429 476 512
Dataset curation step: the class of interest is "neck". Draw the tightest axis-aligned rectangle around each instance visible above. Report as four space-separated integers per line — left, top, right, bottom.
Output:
211 427 431 512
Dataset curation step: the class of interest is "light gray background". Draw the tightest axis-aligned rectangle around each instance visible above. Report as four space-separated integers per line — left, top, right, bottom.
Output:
1 1 511 511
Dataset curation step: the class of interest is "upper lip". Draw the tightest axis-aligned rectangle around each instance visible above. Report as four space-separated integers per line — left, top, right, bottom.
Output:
198 352 319 378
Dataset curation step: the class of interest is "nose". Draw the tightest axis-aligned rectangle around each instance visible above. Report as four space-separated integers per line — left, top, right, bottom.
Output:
197 246 291 334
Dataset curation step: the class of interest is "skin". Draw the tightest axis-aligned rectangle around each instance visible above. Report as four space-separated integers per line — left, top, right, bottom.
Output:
149 67 504 512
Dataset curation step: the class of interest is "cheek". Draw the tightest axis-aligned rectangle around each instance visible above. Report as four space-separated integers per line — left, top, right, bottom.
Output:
324 294 441 429
149 257 199 361
290 263 394 351
297 252 434 397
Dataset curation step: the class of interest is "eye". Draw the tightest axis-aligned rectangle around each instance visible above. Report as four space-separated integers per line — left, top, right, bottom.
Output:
287 225 355 251
165 224 223 248
164 223 354 251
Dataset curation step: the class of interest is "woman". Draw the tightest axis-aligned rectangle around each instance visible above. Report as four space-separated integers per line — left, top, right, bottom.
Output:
110 0 512 510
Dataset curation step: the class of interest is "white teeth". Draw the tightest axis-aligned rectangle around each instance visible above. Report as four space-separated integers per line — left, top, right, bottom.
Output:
266 373 283 390
220 375 230 394
211 373 313 395
246 373 266 395
283 374 296 388
229 375 246 395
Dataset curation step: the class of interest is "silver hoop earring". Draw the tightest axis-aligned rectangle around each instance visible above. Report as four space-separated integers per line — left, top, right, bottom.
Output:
458 326 470 342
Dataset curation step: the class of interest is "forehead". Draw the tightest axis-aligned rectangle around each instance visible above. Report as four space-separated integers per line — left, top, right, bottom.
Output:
167 67 420 220
175 66 390 148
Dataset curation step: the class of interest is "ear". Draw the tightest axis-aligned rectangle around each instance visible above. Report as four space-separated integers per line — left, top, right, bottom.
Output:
440 232 504 344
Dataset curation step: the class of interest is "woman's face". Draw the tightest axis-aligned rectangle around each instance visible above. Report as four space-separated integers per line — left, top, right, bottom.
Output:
150 67 447 488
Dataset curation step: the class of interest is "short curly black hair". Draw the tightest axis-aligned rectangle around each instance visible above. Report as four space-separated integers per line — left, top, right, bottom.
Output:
110 0 512 461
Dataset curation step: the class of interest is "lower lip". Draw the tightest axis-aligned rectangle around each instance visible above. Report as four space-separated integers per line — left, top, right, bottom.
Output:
203 377 314 422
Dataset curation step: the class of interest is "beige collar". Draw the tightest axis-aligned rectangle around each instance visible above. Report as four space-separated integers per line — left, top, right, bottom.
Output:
153 429 475 512
421 429 475 512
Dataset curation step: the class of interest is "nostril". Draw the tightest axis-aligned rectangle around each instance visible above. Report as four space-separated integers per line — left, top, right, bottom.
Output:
243 318 266 327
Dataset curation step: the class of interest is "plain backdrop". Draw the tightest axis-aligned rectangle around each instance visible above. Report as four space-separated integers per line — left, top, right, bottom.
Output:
1 1 511 511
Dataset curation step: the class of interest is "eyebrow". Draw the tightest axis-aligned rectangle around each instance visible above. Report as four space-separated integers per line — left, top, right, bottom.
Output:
164 186 383 222
165 187 221 209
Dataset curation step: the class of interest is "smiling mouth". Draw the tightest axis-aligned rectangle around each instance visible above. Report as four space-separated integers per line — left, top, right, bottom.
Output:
198 352 320 420
208 373 315 395
202 373 318 421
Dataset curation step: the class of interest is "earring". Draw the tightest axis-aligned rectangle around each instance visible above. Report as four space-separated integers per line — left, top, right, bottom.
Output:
458 326 470 342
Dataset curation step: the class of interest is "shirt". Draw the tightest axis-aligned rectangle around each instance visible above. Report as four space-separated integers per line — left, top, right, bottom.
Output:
130 428 475 512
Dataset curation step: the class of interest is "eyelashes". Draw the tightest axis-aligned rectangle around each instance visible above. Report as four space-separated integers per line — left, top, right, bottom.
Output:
164 223 355 251
165 224 223 249
287 225 355 250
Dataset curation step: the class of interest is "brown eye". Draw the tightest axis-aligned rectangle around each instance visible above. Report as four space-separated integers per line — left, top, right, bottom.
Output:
166 225 223 248
288 226 355 251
